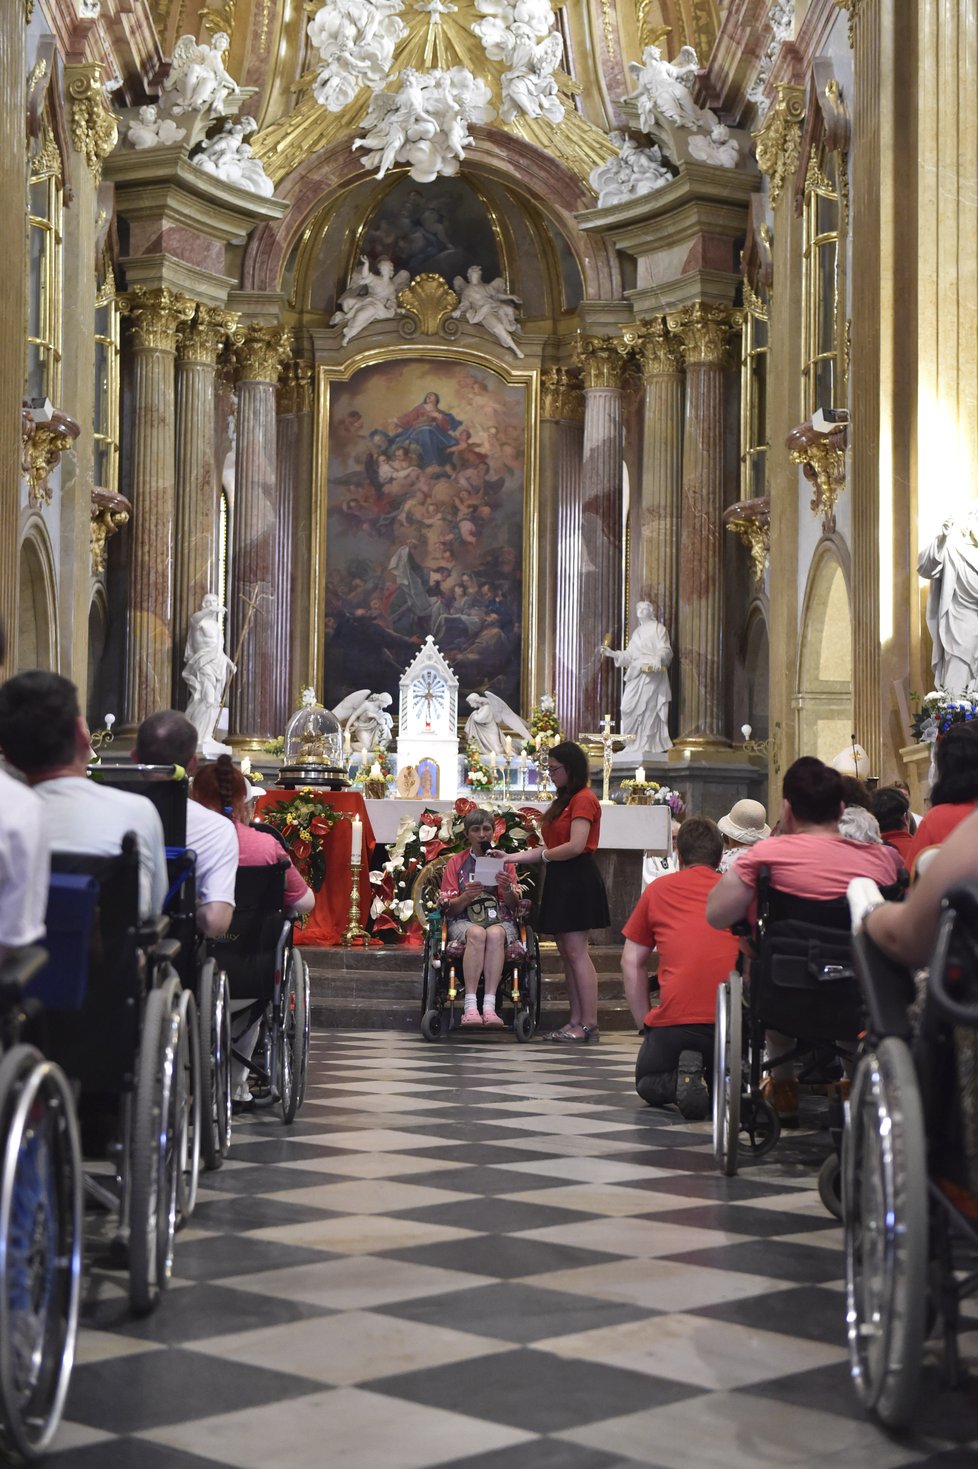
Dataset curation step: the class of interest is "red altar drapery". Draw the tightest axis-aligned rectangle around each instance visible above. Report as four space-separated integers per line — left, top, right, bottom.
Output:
255 790 377 947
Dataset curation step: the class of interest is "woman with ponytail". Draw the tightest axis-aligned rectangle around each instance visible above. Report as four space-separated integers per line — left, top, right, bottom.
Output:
192 755 314 916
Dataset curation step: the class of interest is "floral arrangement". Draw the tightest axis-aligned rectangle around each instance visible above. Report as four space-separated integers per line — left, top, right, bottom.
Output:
910 689 978 744
261 736 285 757
464 742 494 791
351 747 393 785
522 693 562 757
368 797 542 943
257 788 344 891
618 778 686 817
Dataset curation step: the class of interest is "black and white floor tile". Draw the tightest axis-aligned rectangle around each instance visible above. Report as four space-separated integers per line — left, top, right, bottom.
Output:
46 1031 978 1468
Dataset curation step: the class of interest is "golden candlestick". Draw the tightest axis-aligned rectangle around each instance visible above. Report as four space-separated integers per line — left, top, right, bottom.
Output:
342 858 371 947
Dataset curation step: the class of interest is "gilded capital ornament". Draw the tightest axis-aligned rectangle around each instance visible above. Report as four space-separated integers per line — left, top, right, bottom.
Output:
786 419 848 521
278 358 314 415
21 408 80 505
540 367 584 421
753 83 805 208
575 335 625 390
177 306 240 365
121 287 196 352
723 497 771 582
65 65 119 186
91 487 131 575
621 317 684 379
234 323 293 383
666 303 741 367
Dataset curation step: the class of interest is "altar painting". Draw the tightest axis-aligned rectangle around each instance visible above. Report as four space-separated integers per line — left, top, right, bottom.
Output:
323 358 526 716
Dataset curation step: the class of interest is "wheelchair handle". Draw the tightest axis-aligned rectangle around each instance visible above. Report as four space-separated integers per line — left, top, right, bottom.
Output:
929 904 978 1026
847 877 884 933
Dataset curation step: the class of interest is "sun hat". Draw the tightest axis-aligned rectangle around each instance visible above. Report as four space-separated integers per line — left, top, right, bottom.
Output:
717 798 770 845
244 778 266 803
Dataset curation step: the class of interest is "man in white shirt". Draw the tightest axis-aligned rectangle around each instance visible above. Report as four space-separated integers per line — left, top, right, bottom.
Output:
0 623 50 958
135 711 237 937
0 672 166 919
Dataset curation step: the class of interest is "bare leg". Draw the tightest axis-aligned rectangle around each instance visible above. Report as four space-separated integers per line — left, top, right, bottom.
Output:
462 926 486 999
481 925 505 1001
556 930 598 1032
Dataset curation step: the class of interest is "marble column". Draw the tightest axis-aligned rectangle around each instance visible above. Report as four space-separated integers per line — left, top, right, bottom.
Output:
576 337 625 734
274 359 312 724
123 286 195 723
0 5 25 654
667 303 738 747
230 323 292 742
625 317 685 659
542 368 584 731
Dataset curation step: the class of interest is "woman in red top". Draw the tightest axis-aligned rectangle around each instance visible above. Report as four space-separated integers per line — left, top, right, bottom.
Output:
500 741 609 1042
905 723 978 869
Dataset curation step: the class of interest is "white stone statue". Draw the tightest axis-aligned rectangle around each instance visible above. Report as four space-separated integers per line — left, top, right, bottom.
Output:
353 65 494 182
687 122 741 168
627 43 716 134
452 265 524 358
125 105 186 150
191 117 275 196
748 0 794 120
472 0 556 55
497 31 564 124
464 691 530 758
161 33 239 118
589 131 672 207
918 505 978 692
307 0 408 112
183 594 235 748
332 689 395 751
330 256 410 344
601 601 673 756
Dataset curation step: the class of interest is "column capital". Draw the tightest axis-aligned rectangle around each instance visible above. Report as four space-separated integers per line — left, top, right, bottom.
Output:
622 317 684 379
177 306 240 366
277 358 314 415
575 335 626 390
540 366 584 421
234 323 293 384
121 287 196 352
666 303 741 367
753 82 805 208
64 64 119 186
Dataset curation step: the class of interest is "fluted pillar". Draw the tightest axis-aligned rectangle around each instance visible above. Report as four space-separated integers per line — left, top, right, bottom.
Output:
230 324 292 741
576 337 625 733
625 317 685 659
174 306 237 698
0 5 25 656
542 368 584 731
274 359 312 725
667 303 738 747
123 286 195 722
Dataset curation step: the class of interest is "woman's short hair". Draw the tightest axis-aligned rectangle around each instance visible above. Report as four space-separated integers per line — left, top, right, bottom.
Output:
463 807 493 833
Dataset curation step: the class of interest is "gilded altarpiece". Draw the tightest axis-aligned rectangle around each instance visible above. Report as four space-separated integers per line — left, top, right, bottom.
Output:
312 352 539 719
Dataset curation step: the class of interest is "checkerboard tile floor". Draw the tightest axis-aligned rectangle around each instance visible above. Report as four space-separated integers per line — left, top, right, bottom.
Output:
47 1031 978 1467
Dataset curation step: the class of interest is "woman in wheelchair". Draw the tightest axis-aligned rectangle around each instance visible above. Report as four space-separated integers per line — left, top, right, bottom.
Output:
439 808 521 1027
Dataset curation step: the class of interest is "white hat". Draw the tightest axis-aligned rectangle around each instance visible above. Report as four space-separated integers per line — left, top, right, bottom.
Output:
831 743 869 778
717 798 770 845
244 778 266 803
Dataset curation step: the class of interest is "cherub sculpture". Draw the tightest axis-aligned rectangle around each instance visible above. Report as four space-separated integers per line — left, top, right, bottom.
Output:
688 122 741 168
354 65 493 183
125 105 186 150
307 0 408 112
589 131 672 207
330 256 410 345
191 117 275 196
452 265 524 358
499 31 564 125
161 32 239 118
332 689 395 751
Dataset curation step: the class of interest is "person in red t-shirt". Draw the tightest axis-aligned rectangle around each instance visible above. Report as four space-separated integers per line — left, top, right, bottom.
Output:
622 818 738 1119
904 723 978 869
871 785 914 864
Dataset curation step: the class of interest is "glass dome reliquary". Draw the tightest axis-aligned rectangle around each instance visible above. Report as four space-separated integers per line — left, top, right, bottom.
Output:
277 687 349 790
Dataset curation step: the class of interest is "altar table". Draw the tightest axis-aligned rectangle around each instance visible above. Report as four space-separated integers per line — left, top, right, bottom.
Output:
255 791 376 948
362 799 671 853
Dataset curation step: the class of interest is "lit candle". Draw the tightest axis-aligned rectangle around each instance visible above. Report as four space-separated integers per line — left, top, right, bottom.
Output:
490 751 497 773
344 728 352 756
240 756 252 776
683 749 692 764
635 765 645 785
504 735 513 760
350 815 362 864
370 760 382 779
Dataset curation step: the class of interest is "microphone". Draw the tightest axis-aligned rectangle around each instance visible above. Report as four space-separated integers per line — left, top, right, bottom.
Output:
850 732 859 778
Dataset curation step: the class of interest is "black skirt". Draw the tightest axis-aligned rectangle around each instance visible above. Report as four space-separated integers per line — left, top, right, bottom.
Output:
536 852 610 935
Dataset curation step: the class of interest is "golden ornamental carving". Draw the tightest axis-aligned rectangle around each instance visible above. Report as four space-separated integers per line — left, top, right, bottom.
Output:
278 359 314 416
65 66 119 186
22 408 80 505
621 317 684 379
575 335 625 390
835 0 863 48
666 303 741 367
636 1 670 50
178 306 240 366
540 367 584 422
753 83 805 208
91 487 131 576
31 121 62 183
397 274 459 337
742 279 768 321
200 0 236 37
121 287 196 352
787 419 848 521
723 497 771 582
234 323 293 383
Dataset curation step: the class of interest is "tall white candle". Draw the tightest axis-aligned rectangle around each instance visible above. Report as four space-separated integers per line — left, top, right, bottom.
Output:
240 756 252 776
369 761 382 779
490 751 497 773
343 728 351 755
504 735 513 759
350 815 362 864
635 765 646 784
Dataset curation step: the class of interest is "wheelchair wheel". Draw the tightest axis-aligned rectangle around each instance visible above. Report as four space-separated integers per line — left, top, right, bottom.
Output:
514 1008 535 1043
844 1037 928 1428
713 970 742 1177
175 989 201 1226
420 1008 443 1042
278 950 303 1125
0 1047 82 1462
130 977 182 1316
295 955 311 1111
818 1152 843 1220
198 960 232 1170
740 1093 781 1159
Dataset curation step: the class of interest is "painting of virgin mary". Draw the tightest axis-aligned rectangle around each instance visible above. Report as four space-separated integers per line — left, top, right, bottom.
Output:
387 392 462 468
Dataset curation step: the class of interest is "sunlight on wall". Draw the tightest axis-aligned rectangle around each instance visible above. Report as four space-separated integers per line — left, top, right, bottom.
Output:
917 392 975 544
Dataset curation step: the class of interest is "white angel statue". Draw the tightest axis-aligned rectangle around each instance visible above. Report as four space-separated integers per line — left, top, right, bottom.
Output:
332 690 395 751
627 43 715 134
500 31 564 124
687 123 741 168
464 691 530 759
307 0 408 112
354 66 493 183
125 105 186 150
452 265 524 358
589 131 672 207
330 256 410 345
191 117 275 197
161 32 239 118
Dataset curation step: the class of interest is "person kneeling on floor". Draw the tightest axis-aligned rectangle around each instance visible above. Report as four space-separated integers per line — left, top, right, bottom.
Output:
621 817 739 1119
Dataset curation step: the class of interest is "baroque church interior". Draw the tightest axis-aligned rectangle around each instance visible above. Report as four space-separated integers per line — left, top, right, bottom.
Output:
2 0 978 1464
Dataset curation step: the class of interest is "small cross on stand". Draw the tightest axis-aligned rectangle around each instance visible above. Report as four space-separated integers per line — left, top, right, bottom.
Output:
579 714 635 804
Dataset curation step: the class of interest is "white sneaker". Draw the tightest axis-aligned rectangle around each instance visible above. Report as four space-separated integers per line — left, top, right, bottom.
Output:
232 1085 253 1104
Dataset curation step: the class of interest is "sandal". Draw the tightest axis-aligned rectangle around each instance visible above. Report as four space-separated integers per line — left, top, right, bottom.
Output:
542 1026 575 1041
553 1025 601 1044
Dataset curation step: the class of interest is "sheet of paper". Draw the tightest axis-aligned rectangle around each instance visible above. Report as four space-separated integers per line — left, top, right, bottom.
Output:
473 857 502 885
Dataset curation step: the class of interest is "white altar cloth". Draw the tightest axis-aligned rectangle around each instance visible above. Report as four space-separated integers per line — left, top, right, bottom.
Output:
363 799 671 854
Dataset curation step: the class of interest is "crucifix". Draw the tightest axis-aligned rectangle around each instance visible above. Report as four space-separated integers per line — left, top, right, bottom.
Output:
579 713 635 804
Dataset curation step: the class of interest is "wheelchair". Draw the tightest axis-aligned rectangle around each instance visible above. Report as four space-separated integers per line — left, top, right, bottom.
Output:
843 878 978 1429
713 868 873 1181
413 856 541 1042
207 865 310 1124
29 836 194 1316
0 946 82 1462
